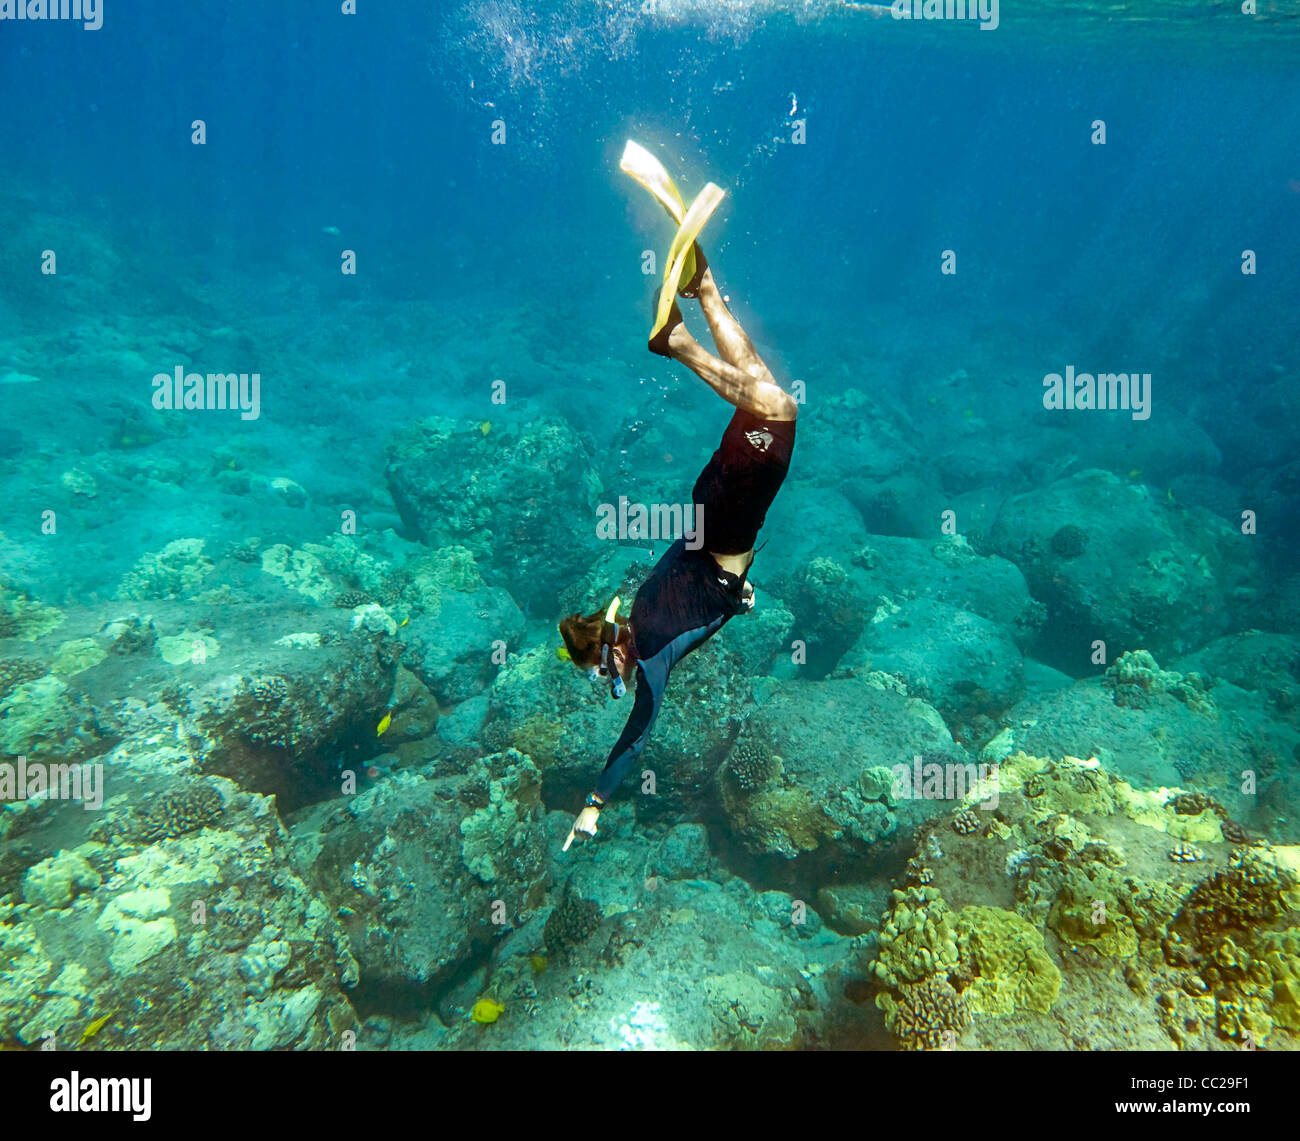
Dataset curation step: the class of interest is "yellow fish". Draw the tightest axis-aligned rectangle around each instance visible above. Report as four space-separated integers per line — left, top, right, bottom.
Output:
556 646 571 662
479 421 491 436
80 1012 115 1044
377 711 392 736
471 998 504 1024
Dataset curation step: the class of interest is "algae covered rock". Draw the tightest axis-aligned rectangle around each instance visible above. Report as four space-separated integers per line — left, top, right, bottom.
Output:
841 598 1025 724
2 781 358 1050
400 584 526 704
779 556 871 676
385 415 604 611
988 468 1256 671
293 749 549 991
720 677 962 860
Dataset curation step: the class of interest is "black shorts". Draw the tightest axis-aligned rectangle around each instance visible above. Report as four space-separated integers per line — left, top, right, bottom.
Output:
692 408 796 555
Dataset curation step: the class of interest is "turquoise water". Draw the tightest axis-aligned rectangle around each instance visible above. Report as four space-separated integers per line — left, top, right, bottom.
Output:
1 1 1298 1052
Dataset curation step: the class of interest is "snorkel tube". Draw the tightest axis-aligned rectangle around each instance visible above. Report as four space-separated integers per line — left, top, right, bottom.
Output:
598 596 626 699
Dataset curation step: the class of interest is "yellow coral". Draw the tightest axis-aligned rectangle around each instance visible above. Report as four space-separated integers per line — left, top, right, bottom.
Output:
957 905 1061 1015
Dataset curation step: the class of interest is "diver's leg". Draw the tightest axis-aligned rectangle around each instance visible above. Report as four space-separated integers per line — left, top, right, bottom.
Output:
690 260 768 379
660 315 796 422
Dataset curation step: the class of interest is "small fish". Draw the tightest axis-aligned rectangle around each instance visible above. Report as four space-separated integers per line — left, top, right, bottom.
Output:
470 998 504 1024
479 421 491 436
556 646 571 662
322 225 341 236
80 1012 115 1044
376 711 392 736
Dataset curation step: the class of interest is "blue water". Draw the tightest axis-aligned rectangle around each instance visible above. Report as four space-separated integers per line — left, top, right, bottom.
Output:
2 1 1299 1053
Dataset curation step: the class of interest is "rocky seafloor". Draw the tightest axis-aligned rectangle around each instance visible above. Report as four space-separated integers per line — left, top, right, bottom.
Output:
2 387 1299 1052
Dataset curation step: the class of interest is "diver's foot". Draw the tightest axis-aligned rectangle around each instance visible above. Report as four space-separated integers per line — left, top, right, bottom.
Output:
679 244 708 298
649 289 686 357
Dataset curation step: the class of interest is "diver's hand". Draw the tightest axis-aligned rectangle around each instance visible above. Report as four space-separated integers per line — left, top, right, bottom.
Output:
563 806 601 851
740 581 755 611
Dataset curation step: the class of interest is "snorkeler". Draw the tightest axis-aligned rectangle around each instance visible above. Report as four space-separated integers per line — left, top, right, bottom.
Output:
559 144 797 851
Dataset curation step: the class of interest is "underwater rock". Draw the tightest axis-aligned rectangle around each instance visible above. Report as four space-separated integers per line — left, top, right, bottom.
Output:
987 469 1257 672
994 654 1294 823
1 781 358 1049
385 415 604 612
827 533 1044 652
720 677 962 860
1174 631 1300 702
292 749 549 992
652 822 712 881
779 556 870 676
438 873 828 1051
841 598 1025 726
401 585 525 705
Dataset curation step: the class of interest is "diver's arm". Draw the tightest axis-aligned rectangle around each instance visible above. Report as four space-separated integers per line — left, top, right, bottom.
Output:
592 664 661 802
561 663 663 852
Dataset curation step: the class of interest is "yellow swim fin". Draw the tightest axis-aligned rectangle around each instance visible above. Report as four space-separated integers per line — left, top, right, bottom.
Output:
651 182 725 339
620 139 700 300
620 140 688 224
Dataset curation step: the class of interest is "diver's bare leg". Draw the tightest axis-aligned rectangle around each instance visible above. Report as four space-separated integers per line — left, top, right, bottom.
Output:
662 319 796 422
692 265 769 379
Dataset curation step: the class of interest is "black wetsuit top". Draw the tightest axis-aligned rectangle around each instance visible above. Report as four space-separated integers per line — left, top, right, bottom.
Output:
593 540 751 801
593 408 796 801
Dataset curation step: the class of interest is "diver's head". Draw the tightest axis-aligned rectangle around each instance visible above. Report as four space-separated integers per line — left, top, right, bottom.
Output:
558 610 605 675
559 600 629 691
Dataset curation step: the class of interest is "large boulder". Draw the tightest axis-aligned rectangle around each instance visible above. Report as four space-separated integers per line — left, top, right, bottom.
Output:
291 750 549 992
385 416 604 612
987 469 1257 672
1 599 398 810
399 585 525 705
717 676 964 861
840 598 1025 726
